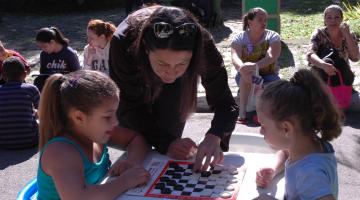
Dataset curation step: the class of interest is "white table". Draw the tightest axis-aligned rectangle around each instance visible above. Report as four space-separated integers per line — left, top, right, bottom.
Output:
105 151 285 200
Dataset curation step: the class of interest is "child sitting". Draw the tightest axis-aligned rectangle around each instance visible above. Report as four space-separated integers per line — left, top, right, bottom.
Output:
83 19 116 75
0 57 40 149
255 69 342 200
34 27 81 91
0 40 30 85
37 70 150 199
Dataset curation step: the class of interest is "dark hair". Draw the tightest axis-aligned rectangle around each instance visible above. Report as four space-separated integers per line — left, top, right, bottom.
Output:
2 56 26 80
324 4 343 19
132 6 208 120
242 7 267 31
36 27 69 46
87 19 116 39
38 70 119 149
258 69 342 141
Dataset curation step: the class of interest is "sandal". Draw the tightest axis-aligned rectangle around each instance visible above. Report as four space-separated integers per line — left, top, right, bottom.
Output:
252 115 260 125
236 117 248 124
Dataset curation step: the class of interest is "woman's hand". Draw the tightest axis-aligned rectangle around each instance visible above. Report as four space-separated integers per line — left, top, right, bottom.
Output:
167 138 197 160
340 22 351 37
239 62 256 74
256 167 276 188
239 62 257 83
321 62 337 76
193 134 224 172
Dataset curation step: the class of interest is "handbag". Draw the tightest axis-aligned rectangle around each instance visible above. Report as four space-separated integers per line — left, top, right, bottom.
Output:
327 69 352 109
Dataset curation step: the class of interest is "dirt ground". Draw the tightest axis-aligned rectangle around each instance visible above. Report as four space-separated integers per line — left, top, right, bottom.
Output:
0 5 359 92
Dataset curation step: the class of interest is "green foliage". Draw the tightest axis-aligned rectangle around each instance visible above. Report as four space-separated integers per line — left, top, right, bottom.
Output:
343 1 360 38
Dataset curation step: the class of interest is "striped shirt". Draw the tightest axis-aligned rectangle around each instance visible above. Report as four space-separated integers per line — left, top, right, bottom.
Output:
0 81 40 149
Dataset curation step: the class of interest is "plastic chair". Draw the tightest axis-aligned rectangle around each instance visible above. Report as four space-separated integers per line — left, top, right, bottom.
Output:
17 178 38 200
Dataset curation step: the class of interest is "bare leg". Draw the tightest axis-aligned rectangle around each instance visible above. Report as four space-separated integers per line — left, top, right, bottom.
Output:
239 77 252 119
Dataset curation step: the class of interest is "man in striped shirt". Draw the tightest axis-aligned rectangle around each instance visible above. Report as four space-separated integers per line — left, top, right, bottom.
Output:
0 57 40 149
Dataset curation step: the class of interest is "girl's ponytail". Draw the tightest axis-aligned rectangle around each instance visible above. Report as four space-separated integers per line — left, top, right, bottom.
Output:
38 74 67 149
290 69 342 141
50 27 69 46
260 69 342 141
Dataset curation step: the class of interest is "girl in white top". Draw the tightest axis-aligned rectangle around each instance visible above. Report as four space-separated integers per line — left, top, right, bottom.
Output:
83 19 116 75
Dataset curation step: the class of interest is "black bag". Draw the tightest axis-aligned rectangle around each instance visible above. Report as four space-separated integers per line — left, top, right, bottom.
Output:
172 0 215 27
316 47 354 86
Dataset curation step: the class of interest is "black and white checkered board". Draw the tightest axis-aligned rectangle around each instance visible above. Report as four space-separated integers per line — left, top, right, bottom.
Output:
145 161 245 200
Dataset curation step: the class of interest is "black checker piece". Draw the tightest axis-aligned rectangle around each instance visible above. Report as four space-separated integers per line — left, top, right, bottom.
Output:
165 170 175 176
185 184 196 188
160 188 172 194
205 185 215 189
179 179 188 183
155 183 166 190
169 162 179 168
175 166 186 172
201 171 211 177
174 184 185 191
159 177 170 182
193 188 204 192
198 181 207 185
183 172 193 176
187 164 194 169
166 180 177 186
181 191 192 196
172 173 182 179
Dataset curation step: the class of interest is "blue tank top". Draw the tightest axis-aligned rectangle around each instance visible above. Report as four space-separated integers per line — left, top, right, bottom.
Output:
37 137 111 200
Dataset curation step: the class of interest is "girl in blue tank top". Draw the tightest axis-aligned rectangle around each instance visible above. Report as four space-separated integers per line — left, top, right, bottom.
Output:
37 70 150 199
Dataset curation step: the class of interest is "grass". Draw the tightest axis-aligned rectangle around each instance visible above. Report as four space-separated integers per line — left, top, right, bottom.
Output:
280 0 360 40
280 12 323 40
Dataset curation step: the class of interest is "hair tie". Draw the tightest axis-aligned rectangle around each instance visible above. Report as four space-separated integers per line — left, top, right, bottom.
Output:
54 75 66 92
68 76 80 88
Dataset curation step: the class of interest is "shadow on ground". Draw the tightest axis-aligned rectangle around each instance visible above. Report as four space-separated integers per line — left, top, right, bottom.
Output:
278 41 295 69
0 147 37 170
344 112 360 129
211 24 233 43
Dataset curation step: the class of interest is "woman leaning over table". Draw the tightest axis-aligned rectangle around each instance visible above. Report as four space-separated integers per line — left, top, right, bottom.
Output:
109 5 238 172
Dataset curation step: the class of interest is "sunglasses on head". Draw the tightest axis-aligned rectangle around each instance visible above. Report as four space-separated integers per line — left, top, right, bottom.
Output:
153 22 197 39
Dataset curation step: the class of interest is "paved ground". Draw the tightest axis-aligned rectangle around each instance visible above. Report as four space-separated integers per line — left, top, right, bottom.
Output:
1 112 359 199
0 4 360 200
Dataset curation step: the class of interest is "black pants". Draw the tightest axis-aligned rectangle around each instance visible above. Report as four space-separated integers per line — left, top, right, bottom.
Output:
312 57 354 86
33 75 50 92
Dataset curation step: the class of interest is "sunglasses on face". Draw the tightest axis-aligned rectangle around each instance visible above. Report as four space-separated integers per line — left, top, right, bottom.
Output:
153 22 197 39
